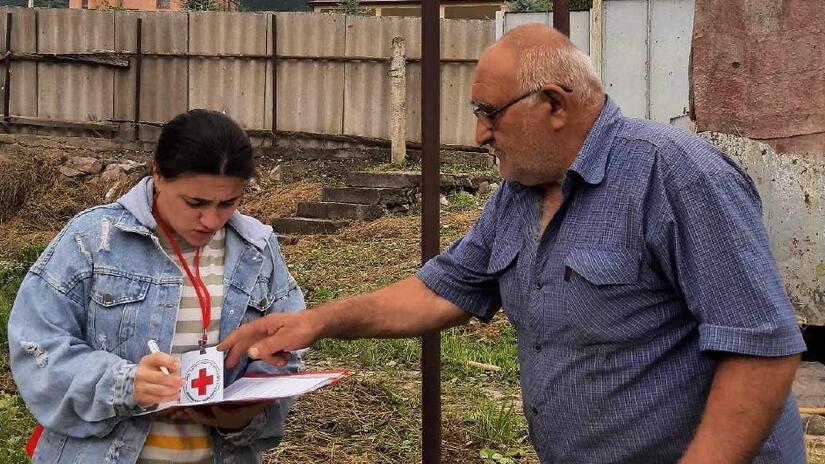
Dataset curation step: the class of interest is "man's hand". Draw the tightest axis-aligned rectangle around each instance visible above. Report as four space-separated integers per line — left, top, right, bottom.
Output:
218 310 323 368
134 352 184 407
219 277 471 368
168 403 267 431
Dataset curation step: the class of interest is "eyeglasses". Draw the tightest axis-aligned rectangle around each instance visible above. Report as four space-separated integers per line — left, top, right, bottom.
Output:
471 84 573 129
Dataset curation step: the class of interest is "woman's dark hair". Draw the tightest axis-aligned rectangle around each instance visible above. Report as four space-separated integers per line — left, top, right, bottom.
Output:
154 109 255 180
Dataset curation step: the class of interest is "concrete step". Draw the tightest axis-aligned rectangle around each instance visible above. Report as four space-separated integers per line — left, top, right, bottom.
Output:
297 201 385 220
271 217 349 235
322 187 412 206
346 171 493 190
347 171 421 189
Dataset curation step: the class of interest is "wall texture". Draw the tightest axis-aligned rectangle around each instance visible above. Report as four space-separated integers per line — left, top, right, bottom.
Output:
692 0 825 156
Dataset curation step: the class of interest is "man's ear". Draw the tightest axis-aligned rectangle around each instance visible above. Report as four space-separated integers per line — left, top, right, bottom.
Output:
541 83 570 131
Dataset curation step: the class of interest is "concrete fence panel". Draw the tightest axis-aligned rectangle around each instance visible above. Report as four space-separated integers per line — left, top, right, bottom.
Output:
273 12 345 135
37 9 115 124
114 11 189 128
0 8 37 121
189 11 269 129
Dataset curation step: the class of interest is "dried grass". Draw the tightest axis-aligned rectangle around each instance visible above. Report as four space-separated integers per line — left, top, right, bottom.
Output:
0 153 55 223
241 180 323 223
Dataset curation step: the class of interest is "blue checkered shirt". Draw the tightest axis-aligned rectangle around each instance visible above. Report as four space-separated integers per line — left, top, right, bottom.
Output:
418 98 806 463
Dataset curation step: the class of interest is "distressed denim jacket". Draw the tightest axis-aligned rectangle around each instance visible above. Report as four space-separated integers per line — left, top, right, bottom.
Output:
8 177 305 464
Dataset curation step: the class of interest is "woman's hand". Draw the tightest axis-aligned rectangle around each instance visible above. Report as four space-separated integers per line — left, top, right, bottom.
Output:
168 403 268 431
134 352 184 407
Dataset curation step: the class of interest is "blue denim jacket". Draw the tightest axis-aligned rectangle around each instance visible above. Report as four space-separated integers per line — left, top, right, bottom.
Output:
8 177 305 464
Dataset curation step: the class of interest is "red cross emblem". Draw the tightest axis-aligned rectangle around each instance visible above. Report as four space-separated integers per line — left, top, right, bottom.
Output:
190 368 214 397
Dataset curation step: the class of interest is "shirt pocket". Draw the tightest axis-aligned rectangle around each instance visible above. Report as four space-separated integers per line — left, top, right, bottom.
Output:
487 239 523 325
563 247 646 344
88 273 150 356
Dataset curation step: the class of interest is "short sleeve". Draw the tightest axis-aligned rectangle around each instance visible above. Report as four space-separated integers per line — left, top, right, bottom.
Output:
663 172 805 356
416 185 509 321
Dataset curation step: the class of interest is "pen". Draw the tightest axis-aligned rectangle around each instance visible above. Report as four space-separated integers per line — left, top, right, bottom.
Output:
147 339 170 376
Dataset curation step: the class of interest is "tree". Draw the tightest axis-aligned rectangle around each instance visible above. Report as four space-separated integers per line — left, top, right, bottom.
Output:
184 0 224 11
505 0 591 13
335 0 369 15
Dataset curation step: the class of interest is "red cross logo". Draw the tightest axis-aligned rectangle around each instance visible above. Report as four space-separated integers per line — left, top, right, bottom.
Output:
190 368 214 397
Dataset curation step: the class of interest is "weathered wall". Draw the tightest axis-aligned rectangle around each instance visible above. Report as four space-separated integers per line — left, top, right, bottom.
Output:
705 132 825 325
0 8 494 146
692 0 825 156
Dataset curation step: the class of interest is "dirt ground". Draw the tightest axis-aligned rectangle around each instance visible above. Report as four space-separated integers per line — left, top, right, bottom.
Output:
0 140 519 463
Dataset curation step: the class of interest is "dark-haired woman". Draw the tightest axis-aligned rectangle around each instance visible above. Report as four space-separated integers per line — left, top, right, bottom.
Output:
8 110 304 463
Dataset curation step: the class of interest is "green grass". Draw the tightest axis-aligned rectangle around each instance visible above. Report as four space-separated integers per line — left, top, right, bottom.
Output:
446 190 483 213
0 244 44 464
0 393 34 464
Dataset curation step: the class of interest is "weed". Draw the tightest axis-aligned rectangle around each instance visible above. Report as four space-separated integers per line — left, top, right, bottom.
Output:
446 190 481 212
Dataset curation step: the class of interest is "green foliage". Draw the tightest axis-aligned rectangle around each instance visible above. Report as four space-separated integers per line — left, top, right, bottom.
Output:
184 0 222 10
335 0 370 15
505 0 591 13
0 245 43 464
446 190 482 213
471 398 531 462
0 244 45 356
0 393 35 464
505 0 549 13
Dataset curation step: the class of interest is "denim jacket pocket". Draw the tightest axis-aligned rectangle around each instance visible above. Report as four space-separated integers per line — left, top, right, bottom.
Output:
563 247 645 344
246 277 272 314
88 272 150 356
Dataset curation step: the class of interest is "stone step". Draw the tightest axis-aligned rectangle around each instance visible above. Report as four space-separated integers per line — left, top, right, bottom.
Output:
322 187 412 206
347 171 421 189
297 201 385 220
271 217 349 235
346 171 493 190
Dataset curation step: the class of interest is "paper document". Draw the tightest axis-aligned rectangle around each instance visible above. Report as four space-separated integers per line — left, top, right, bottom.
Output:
140 371 346 415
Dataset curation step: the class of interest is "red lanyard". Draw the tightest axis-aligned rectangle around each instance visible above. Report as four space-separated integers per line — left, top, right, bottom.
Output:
153 198 212 350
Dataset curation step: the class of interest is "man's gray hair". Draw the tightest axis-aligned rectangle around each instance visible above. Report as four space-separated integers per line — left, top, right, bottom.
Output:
517 41 603 105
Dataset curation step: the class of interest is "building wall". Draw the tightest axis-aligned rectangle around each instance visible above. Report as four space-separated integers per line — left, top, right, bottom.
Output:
691 0 825 156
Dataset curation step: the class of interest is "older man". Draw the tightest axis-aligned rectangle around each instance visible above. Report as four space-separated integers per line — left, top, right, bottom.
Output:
221 24 805 463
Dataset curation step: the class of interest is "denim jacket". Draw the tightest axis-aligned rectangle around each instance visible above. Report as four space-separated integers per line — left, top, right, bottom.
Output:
8 177 305 464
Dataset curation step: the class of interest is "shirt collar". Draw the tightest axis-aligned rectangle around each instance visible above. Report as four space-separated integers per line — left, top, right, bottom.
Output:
567 96 622 186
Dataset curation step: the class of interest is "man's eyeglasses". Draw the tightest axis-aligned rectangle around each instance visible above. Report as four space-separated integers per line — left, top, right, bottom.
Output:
471 84 573 129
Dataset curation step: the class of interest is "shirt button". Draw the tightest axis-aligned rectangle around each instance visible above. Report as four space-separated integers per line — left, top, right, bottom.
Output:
531 407 539 415
534 282 543 289
534 344 542 352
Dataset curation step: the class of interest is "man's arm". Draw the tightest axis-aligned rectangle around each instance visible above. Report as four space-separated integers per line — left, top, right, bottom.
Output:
679 353 800 464
220 276 471 367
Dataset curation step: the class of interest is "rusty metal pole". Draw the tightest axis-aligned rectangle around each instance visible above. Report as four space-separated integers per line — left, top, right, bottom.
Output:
133 18 142 141
553 0 570 37
4 12 12 122
421 0 441 461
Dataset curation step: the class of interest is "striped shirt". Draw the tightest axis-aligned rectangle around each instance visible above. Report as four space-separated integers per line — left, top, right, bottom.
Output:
138 228 226 464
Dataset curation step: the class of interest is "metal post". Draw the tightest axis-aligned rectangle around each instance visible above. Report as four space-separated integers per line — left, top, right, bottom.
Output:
421 0 441 462
4 13 12 122
271 14 277 135
553 0 570 37
134 18 142 141
589 0 603 79
389 36 407 165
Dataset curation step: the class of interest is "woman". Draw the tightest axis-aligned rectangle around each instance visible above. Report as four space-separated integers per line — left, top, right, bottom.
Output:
8 109 304 463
